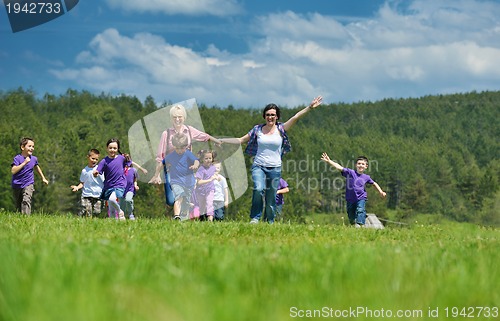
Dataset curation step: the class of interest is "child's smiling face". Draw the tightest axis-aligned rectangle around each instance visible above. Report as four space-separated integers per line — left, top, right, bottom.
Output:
355 159 368 173
21 140 35 156
201 152 213 167
107 142 119 158
87 152 100 167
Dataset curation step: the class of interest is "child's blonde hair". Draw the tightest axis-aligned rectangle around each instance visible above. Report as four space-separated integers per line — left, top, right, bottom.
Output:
172 133 189 148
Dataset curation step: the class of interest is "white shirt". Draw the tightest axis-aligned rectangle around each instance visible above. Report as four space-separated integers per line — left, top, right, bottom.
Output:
253 128 283 167
79 165 104 198
213 175 228 202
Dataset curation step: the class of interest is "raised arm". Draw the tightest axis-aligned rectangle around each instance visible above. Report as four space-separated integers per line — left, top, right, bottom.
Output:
283 96 323 131
320 152 343 171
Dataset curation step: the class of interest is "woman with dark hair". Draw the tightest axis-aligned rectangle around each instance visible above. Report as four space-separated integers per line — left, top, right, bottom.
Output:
220 96 323 224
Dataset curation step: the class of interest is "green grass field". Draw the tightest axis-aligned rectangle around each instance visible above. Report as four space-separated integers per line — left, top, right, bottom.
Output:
0 213 498 321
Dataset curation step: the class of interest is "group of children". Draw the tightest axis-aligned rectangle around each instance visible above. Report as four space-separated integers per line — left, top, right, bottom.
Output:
69 139 145 220
157 132 229 221
11 136 385 227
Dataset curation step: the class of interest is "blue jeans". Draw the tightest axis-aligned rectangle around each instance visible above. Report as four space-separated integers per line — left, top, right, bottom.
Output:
250 165 281 223
346 200 366 225
214 201 225 221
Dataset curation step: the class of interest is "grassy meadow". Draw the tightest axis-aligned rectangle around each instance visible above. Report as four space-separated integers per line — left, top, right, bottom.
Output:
0 213 498 321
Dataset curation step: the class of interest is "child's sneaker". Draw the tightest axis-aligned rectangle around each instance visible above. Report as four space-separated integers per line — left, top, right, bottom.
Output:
118 211 126 221
129 214 136 220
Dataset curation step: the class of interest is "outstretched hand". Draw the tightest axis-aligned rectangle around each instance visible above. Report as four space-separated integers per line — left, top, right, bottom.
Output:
309 96 323 109
148 175 162 184
320 152 331 162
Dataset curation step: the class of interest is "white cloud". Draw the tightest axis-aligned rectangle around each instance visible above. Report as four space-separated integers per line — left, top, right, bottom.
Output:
105 0 242 16
51 0 500 107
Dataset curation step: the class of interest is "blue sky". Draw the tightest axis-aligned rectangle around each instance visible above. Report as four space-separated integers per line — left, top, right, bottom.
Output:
1 0 500 108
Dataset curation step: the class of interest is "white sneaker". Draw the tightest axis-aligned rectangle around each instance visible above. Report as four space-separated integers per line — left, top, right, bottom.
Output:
129 214 136 220
118 211 126 221
250 218 259 224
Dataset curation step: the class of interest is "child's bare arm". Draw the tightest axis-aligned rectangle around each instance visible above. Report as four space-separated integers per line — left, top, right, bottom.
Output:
224 187 229 208
189 160 200 171
320 152 343 171
277 186 289 195
372 182 387 198
149 162 164 184
197 174 218 186
11 157 30 175
70 182 84 192
132 161 148 175
35 165 49 185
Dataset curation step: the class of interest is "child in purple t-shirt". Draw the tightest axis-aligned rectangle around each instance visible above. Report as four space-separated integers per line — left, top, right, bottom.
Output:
195 150 218 221
120 162 139 220
275 178 289 221
321 153 386 226
94 138 128 221
11 137 49 215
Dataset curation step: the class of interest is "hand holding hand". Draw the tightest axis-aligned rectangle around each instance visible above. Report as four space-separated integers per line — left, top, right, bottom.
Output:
148 175 162 184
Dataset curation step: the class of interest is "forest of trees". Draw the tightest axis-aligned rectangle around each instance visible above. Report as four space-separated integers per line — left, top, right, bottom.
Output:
0 88 498 225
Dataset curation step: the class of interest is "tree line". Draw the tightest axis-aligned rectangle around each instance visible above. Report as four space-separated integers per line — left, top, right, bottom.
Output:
0 88 498 225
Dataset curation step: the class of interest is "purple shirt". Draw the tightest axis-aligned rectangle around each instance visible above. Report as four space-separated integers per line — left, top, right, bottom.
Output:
342 168 374 203
195 164 216 195
124 167 138 195
96 155 127 191
11 154 38 189
164 150 198 189
276 178 289 205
